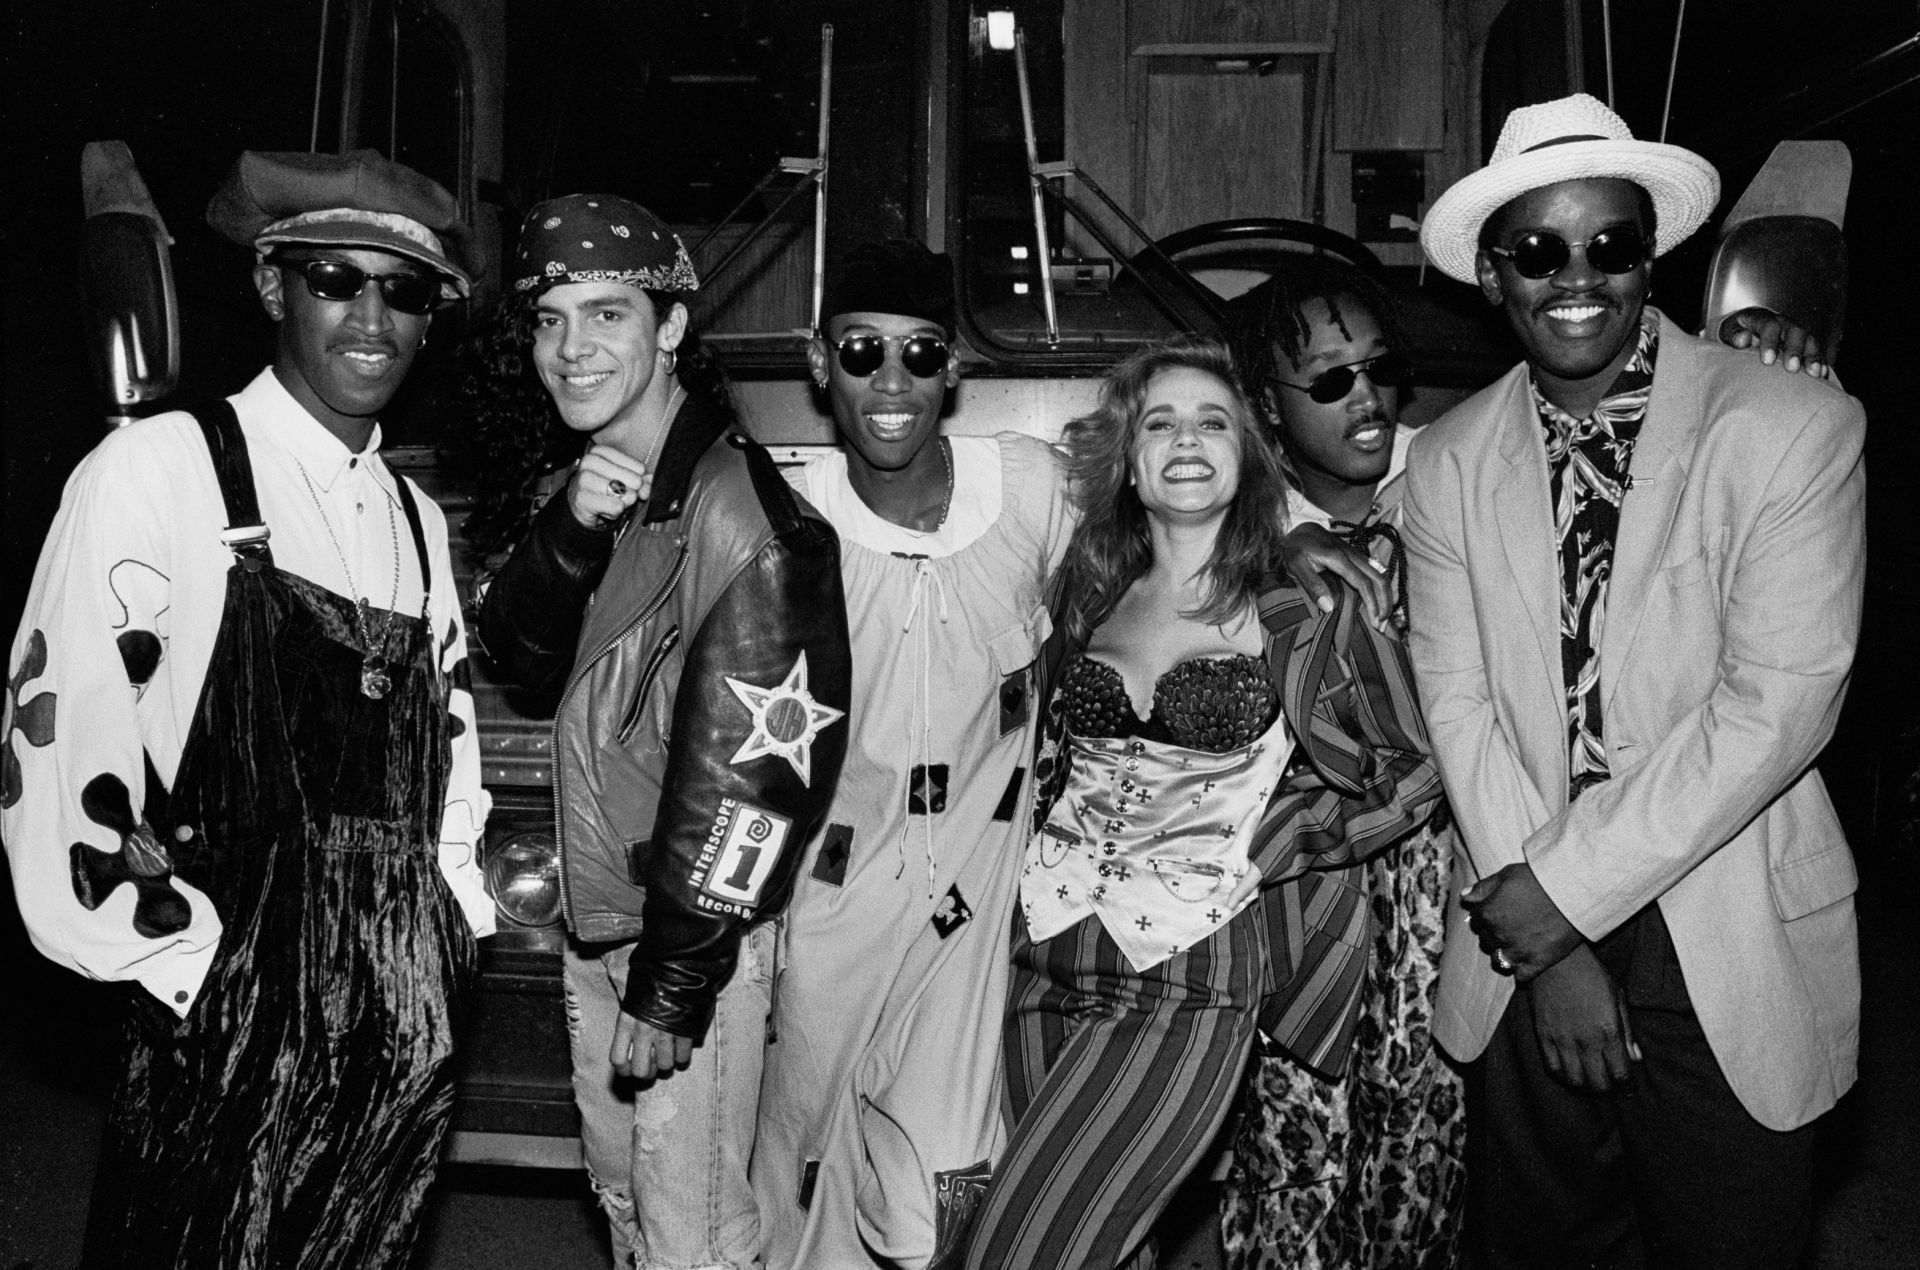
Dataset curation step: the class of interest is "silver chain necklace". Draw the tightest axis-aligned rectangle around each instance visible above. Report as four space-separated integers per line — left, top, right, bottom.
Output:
925 435 954 532
293 457 401 699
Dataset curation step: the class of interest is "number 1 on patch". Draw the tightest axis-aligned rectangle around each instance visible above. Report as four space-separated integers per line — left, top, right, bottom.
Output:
704 805 792 906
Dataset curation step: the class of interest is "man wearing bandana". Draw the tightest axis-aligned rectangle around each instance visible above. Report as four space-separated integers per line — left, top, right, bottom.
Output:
4 149 494 1267
477 194 851 1270
748 241 1074 1270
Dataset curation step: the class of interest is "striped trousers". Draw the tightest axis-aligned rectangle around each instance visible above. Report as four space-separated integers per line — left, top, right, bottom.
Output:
963 907 1266 1270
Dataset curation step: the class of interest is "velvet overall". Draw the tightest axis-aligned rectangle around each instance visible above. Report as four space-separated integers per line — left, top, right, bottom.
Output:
81 402 474 1269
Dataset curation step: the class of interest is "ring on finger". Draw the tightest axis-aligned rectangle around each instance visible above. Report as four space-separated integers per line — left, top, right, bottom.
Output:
608 478 628 497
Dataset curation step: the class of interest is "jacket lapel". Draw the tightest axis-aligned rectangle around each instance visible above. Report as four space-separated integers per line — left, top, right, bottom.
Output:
1487 372 1564 725
1601 313 1700 712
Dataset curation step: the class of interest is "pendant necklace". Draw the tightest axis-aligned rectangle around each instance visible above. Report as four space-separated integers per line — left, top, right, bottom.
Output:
926 436 954 531
294 457 401 699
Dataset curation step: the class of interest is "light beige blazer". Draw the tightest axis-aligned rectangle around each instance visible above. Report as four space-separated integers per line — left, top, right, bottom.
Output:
1400 312 1864 1131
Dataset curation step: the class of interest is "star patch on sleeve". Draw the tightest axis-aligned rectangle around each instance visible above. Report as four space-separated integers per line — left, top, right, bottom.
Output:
725 652 845 786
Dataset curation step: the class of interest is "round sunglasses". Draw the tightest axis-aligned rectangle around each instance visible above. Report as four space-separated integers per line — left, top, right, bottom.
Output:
272 256 443 316
832 333 952 379
1486 226 1651 280
1271 350 1411 405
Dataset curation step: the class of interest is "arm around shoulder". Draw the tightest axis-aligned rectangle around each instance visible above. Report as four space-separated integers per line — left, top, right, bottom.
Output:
622 511 852 1039
1246 579 1443 882
475 491 617 694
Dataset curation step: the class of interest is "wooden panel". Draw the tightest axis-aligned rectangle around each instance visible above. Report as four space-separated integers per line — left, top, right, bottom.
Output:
680 220 813 336
1129 0 1332 48
1063 0 1137 259
1140 62 1307 233
1334 0 1445 150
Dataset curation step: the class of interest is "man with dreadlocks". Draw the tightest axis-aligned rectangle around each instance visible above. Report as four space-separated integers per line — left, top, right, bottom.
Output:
1216 261 1468 1268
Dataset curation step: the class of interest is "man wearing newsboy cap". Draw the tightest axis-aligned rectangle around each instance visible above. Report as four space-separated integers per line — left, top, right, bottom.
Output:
4 148 493 1268
1395 94 1865 1266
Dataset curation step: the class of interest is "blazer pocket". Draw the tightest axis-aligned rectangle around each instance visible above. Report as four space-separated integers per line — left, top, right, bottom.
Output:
1770 840 1859 921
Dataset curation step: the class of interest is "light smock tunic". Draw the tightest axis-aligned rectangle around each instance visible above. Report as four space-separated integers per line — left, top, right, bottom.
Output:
754 432 1073 1270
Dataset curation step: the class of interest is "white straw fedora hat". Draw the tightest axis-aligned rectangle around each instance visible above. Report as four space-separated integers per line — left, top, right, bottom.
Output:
1420 93 1720 283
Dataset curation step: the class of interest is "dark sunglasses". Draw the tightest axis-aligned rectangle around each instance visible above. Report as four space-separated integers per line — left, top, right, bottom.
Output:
833 334 951 379
1272 350 1411 405
1486 226 1651 280
273 256 443 315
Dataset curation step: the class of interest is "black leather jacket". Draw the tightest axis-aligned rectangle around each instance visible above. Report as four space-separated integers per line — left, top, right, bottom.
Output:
479 396 851 1040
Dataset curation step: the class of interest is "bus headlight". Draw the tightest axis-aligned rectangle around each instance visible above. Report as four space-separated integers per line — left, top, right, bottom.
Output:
483 831 562 928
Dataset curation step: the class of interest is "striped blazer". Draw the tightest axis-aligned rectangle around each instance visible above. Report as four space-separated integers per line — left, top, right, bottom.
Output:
1030 576 1443 1076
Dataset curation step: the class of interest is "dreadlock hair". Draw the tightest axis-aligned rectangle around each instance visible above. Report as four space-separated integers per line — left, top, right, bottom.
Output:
444 287 736 563
1054 336 1291 646
1223 256 1405 436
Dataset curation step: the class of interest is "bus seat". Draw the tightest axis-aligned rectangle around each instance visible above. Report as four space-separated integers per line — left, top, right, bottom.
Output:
80 140 180 424
1700 140 1851 367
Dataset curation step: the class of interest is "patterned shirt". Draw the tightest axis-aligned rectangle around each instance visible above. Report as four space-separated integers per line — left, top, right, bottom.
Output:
3 369 494 1015
1531 311 1659 801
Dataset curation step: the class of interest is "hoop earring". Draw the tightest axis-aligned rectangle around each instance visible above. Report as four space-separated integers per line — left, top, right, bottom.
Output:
660 347 678 376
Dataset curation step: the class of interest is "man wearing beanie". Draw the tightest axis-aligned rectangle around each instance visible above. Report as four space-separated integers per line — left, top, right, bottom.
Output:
1401 94 1864 1266
748 239 1074 1270
3 148 494 1267
476 193 851 1270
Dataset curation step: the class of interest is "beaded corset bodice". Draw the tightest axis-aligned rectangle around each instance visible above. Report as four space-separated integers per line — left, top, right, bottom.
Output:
1059 653 1279 753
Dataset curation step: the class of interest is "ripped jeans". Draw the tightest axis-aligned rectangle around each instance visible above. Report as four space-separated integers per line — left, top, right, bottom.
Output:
563 923 775 1270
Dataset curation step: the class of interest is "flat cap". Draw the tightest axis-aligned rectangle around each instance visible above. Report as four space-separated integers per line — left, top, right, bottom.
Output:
206 148 472 298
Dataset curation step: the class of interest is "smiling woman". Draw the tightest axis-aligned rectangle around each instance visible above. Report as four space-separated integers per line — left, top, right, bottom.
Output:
962 337 1442 1270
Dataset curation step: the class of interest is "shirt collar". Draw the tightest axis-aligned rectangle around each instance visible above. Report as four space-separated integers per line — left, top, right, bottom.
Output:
1528 306 1662 434
233 367 400 504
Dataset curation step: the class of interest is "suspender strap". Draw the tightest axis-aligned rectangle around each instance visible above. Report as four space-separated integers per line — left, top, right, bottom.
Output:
189 399 274 568
392 475 433 614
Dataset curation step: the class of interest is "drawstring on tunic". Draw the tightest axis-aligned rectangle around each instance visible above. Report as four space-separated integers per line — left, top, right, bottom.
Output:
899 559 951 897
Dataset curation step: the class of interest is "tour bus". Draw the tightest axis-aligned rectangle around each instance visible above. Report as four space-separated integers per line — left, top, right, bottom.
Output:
17 0 1917 1177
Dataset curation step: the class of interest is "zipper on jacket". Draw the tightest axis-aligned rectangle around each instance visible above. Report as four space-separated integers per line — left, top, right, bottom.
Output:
616 625 682 745
551 539 691 927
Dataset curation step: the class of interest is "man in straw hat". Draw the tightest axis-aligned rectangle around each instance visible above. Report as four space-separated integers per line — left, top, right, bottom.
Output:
4 148 494 1267
476 193 851 1270
1399 93 1864 1266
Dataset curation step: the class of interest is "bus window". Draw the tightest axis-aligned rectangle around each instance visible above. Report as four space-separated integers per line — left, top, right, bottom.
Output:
950 0 1382 367
332 1 468 212
495 0 920 355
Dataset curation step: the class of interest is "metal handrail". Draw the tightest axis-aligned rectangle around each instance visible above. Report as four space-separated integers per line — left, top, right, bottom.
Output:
688 24 833 329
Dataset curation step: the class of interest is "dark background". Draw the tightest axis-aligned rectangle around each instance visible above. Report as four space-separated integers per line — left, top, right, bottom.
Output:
2 1 1916 1263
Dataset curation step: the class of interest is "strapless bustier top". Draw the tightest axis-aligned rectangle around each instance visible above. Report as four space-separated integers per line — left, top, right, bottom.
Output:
1059 653 1279 752
1022 655 1293 971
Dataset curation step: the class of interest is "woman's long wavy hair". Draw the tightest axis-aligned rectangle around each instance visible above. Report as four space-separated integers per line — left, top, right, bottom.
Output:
1055 336 1291 643
443 287 735 562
